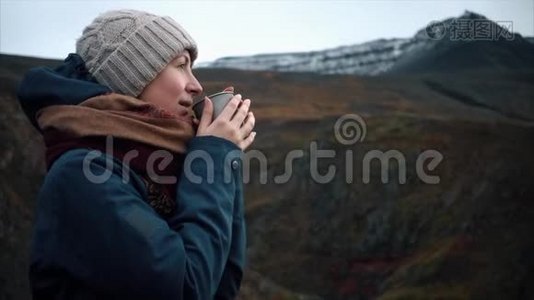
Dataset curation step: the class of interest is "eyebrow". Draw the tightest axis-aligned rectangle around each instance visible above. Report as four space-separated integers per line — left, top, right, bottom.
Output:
177 55 190 66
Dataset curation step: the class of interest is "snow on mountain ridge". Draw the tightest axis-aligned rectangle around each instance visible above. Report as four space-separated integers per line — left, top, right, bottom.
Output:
201 37 428 76
199 10 504 76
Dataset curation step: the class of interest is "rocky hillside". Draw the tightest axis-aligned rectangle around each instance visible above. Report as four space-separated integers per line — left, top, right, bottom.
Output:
0 55 52 300
1 51 534 299
199 11 534 76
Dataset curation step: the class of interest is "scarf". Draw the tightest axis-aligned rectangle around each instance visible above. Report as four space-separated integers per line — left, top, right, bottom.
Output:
37 93 196 217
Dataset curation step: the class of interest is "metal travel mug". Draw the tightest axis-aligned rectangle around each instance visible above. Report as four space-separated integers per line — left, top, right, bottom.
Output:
193 91 234 121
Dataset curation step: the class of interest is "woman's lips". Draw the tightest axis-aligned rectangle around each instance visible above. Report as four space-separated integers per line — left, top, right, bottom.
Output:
176 111 194 125
176 102 194 125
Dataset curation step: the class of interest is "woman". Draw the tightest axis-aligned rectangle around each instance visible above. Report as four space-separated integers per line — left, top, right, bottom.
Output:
17 9 255 299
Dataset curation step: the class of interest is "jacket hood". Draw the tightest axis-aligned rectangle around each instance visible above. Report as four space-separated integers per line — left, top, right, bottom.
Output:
17 53 111 131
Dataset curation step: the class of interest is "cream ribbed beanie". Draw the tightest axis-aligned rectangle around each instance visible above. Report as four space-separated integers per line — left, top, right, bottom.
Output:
76 9 198 97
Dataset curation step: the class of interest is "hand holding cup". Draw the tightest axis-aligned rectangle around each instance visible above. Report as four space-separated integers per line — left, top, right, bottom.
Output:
195 87 256 150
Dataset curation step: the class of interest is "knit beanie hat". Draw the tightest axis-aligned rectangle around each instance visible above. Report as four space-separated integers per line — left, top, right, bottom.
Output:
76 9 198 97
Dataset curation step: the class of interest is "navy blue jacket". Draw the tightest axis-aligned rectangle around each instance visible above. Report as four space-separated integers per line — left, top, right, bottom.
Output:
18 54 246 299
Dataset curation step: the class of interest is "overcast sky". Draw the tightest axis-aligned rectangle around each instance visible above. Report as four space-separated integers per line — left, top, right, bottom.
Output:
1 0 533 63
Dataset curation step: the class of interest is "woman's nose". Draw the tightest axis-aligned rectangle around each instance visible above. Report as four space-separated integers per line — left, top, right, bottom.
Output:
186 75 203 97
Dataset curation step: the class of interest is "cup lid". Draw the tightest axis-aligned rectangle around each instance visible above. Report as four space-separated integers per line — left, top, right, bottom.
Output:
207 91 234 98
193 91 234 106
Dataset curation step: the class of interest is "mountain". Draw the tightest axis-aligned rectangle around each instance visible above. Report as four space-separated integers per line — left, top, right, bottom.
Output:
199 11 534 75
388 11 534 74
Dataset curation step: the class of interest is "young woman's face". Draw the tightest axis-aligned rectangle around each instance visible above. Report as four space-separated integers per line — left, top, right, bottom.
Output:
139 50 203 122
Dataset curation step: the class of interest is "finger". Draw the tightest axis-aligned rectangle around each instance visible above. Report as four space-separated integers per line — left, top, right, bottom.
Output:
223 86 234 93
239 111 255 138
198 97 213 132
231 99 250 126
218 94 241 121
240 131 257 151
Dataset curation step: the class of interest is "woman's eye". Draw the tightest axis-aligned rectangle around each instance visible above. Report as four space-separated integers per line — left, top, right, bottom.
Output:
176 64 186 69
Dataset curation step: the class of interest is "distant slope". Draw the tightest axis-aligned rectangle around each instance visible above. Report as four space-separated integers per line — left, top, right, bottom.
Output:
388 11 534 74
199 11 534 76
0 54 61 76
0 54 61 94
